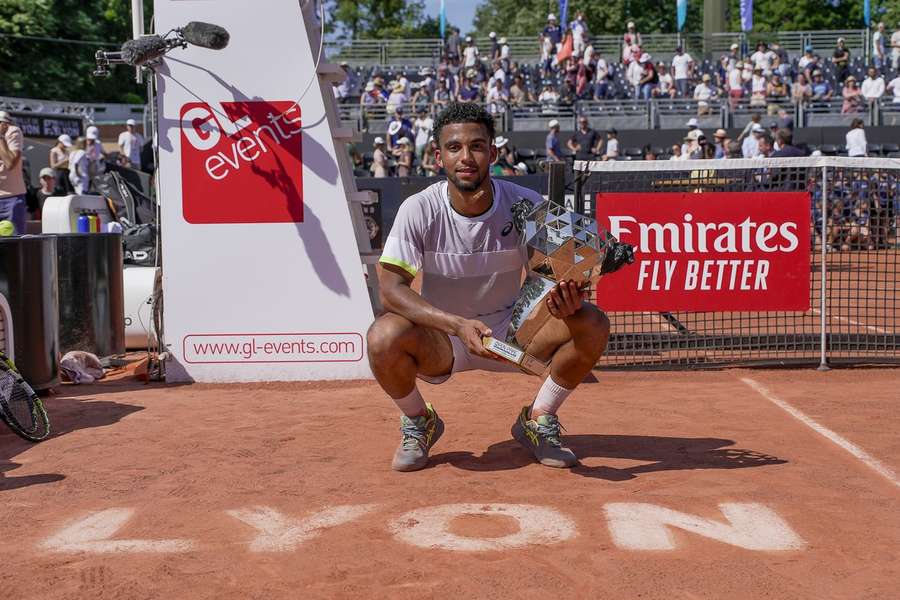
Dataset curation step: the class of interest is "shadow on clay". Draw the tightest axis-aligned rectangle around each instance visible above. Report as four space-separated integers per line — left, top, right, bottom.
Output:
429 434 787 480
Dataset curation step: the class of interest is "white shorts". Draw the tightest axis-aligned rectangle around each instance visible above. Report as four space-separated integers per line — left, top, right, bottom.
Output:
417 313 520 385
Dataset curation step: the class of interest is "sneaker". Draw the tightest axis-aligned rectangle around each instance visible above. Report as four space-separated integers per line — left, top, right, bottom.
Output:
511 406 578 468
391 403 444 472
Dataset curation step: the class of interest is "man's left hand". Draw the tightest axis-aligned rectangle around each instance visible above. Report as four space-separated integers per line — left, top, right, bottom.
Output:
547 280 584 319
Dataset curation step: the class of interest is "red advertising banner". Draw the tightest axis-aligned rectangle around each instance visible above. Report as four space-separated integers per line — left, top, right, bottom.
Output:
180 101 303 224
595 192 811 311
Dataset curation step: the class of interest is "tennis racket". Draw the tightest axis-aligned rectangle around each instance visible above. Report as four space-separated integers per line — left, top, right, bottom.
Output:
0 354 50 442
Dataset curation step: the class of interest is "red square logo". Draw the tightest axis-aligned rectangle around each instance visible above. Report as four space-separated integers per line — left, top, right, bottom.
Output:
179 101 303 224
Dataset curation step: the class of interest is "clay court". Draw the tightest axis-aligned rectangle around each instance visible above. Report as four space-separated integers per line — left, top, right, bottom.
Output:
2 366 898 599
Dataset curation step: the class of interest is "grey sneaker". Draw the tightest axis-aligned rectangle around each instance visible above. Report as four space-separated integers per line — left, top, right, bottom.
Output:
391 403 444 472
511 406 578 468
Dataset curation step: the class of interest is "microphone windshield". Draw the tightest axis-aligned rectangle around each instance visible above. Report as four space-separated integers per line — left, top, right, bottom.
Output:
120 36 170 66
182 22 230 50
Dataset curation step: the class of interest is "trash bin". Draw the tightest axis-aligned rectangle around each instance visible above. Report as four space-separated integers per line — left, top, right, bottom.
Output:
55 233 126 357
0 235 60 390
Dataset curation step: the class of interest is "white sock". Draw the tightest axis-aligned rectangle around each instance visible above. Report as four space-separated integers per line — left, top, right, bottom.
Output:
392 386 427 417
530 375 574 417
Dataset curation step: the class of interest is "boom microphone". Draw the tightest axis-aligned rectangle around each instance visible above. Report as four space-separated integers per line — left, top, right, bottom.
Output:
120 35 171 66
181 22 230 50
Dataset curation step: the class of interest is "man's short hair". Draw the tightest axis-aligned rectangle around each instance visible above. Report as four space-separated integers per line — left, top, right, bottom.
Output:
726 140 742 158
432 102 496 145
776 129 793 147
759 133 774 148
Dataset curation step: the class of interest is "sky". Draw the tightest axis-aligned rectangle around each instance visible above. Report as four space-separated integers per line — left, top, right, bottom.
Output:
422 0 479 35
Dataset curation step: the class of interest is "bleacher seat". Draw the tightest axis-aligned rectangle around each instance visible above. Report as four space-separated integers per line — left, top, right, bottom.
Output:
624 147 644 159
881 143 899 154
867 143 882 156
820 144 838 155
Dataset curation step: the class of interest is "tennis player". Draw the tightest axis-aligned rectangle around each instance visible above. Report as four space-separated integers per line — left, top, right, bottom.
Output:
369 102 611 472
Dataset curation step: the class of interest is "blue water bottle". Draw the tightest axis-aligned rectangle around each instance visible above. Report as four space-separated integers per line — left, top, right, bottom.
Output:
77 211 91 233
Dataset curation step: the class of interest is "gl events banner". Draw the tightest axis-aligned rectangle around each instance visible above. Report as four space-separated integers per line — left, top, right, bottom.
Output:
595 192 811 311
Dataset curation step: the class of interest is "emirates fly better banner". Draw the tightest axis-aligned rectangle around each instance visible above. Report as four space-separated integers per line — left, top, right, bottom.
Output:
595 192 811 311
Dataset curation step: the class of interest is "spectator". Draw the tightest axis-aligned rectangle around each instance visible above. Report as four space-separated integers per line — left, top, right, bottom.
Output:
576 56 594 99
669 143 684 160
118 118 144 170
593 52 610 99
713 129 729 159
458 70 481 102
770 129 804 157
757 132 774 157
486 78 509 115
509 75 531 105
334 62 355 103
85 126 106 181
492 136 516 176
777 108 795 131
846 118 867 157
626 55 643 99
371 137 388 177
726 140 743 158
736 112 761 144
873 22 886 69
750 67 767 107
622 35 639 65
410 83 432 114
861 67 885 103
624 21 642 49
750 41 776 75
765 73 789 115
538 82 560 111
386 81 408 114
742 123 765 158
543 14 562 55
571 12 589 57
831 38 851 82
540 30 555 76
433 78 453 109
488 32 500 61
726 60 744 108
798 45 820 78
682 117 700 155
0 111 26 235
644 145 657 160
546 119 563 161
413 108 434 163
462 36 479 69
892 23 900 70
887 71 900 103
421 140 440 177
49 134 72 193
638 55 659 99
32 167 57 219
671 46 694 97
68 137 90 194
387 111 413 154
694 73 715 115
810 70 833 102
684 129 705 159
558 78 576 105
724 43 740 71
792 73 812 104
395 138 413 177
446 27 461 60
841 76 863 113
771 42 790 78
603 128 619 160
657 61 675 98
568 116 602 161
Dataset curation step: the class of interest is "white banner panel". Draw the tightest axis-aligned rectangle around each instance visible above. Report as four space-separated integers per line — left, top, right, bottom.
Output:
155 0 374 381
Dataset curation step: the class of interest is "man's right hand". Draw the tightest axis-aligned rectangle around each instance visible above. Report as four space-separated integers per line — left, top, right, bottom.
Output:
452 317 500 360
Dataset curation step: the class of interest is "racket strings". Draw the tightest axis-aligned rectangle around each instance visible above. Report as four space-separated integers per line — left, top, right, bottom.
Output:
1 370 37 432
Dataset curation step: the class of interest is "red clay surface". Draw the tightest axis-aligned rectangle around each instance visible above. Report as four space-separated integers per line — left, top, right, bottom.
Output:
1 368 898 599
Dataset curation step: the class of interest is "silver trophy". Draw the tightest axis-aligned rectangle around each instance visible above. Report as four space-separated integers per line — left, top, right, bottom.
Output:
483 200 614 375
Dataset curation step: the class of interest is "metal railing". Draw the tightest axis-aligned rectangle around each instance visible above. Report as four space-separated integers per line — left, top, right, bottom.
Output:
652 98 726 129
800 97 874 127
326 30 870 67
0 95 146 125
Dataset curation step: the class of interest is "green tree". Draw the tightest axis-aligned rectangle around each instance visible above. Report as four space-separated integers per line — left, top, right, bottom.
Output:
0 0 151 102
727 0 865 32
327 0 441 39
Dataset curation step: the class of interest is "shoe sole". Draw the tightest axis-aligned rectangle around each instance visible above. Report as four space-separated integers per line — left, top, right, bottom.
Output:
392 418 445 472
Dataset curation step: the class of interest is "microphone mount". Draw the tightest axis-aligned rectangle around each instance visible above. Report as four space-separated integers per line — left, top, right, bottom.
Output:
94 23 225 77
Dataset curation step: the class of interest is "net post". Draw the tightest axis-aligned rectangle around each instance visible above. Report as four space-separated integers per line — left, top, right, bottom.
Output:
573 166 585 214
817 164 830 372
548 161 566 206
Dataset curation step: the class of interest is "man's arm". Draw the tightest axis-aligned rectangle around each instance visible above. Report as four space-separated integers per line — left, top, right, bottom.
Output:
0 125 20 168
566 136 579 153
378 264 496 358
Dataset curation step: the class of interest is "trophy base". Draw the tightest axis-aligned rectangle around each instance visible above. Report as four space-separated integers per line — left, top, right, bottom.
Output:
482 337 548 376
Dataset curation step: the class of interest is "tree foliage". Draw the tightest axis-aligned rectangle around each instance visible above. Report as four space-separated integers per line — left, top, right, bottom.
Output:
0 0 150 103
327 0 441 39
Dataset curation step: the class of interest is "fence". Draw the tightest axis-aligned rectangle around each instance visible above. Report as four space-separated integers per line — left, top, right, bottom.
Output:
325 30 870 67
575 156 899 368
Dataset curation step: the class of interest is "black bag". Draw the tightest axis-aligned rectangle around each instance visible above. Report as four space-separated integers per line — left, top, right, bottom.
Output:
123 223 157 266
93 171 156 225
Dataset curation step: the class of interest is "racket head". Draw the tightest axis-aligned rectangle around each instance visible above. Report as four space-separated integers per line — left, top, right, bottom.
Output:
0 362 50 442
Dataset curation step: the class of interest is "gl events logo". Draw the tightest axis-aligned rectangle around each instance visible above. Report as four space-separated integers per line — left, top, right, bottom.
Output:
180 101 303 224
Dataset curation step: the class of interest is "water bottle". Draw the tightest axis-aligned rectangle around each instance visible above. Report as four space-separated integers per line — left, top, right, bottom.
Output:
77 211 91 233
87 211 97 233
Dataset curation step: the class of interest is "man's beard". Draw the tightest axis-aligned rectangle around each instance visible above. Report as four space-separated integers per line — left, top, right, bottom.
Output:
446 168 487 192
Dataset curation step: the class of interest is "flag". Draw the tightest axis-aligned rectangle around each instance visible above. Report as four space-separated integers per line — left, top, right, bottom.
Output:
556 32 574 63
559 0 569 30
740 0 753 32
439 0 446 38
864 0 871 26
677 0 688 31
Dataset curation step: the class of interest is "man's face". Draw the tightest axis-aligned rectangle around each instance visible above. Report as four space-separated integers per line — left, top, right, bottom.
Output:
868 68 876 78
758 138 771 154
0 121 8 134
579 118 589 130
40 175 54 188
436 122 496 192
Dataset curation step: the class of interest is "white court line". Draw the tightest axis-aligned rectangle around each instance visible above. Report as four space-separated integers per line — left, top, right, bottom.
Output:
740 377 900 489
810 308 889 334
